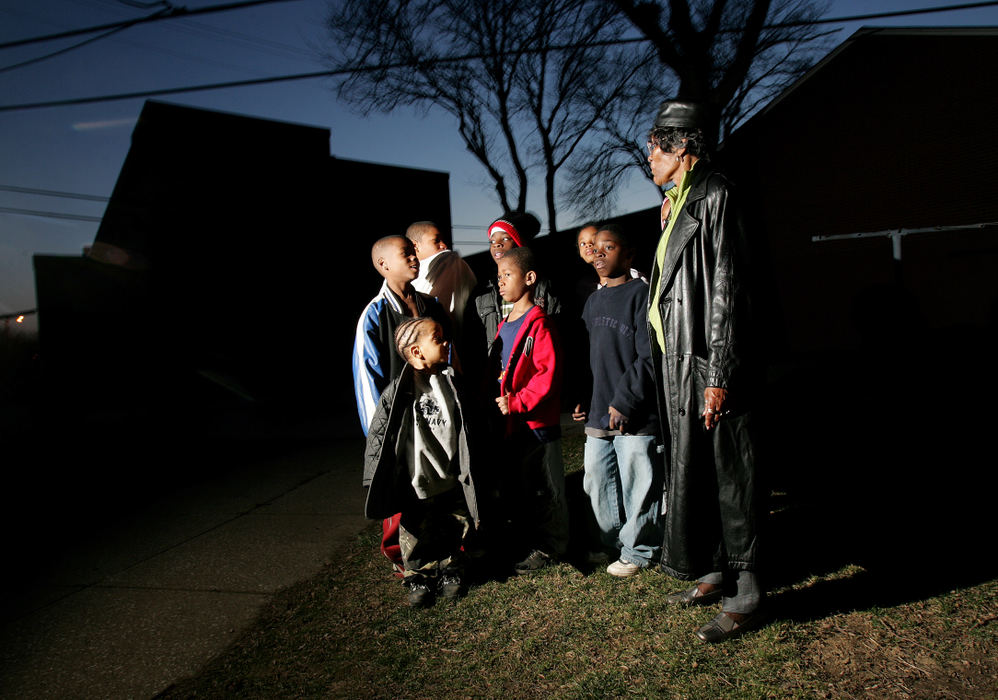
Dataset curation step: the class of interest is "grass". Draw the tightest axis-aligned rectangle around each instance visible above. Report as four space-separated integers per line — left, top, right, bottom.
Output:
157 433 998 699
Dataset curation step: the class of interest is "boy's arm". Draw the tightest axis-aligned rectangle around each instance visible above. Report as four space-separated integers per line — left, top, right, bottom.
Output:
609 291 655 420
506 319 560 416
352 304 387 437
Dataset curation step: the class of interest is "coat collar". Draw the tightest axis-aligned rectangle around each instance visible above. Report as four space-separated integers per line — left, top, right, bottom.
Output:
658 164 714 289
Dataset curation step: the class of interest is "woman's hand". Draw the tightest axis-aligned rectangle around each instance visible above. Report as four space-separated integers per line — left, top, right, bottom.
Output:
702 387 728 430
572 404 587 422
496 393 510 415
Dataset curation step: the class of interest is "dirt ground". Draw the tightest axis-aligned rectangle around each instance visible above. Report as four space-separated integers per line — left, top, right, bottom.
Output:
803 592 998 699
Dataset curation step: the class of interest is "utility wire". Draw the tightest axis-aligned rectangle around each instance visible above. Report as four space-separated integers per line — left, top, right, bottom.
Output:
0 206 103 222
0 0 303 51
0 185 110 201
172 17 317 60
1 310 37 321
1 1 997 112
0 8 170 74
4 0 994 53
769 0 998 28
0 187 486 236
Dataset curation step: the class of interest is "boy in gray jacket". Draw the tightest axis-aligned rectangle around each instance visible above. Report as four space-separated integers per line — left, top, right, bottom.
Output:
363 317 479 607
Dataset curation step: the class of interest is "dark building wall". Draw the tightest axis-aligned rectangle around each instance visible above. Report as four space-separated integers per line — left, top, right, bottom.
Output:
722 29 998 354
36 101 451 436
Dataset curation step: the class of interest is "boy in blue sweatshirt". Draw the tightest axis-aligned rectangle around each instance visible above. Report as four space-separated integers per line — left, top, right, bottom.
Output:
572 224 663 577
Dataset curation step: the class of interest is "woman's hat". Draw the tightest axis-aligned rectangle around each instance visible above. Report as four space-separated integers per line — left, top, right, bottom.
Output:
653 100 710 130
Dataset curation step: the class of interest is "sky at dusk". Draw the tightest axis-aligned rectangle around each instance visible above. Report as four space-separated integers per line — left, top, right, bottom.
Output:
2 0 998 330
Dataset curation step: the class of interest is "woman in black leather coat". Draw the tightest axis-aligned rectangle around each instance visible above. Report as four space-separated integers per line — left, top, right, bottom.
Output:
645 100 765 644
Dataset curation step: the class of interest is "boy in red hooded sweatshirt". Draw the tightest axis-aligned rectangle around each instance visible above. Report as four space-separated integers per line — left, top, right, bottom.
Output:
492 246 569 574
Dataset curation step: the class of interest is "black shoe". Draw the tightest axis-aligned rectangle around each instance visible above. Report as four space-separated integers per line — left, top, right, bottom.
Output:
514 549 554 575
695 610 766 643
438 574 463 599
406 580 434 608
666 584 723 607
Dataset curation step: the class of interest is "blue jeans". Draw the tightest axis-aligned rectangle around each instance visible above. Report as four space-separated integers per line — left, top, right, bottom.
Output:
582 434 662 567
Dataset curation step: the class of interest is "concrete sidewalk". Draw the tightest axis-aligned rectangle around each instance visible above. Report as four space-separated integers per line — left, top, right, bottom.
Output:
0 436 368 699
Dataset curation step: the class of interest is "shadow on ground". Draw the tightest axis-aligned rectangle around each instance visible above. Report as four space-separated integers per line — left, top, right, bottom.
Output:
761 316 998 620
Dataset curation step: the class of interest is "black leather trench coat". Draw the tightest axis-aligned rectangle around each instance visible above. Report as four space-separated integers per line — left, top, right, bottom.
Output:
648 164 761 580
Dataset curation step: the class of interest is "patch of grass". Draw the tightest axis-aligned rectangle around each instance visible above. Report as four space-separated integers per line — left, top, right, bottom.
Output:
157 439 998 700
561 429 584 475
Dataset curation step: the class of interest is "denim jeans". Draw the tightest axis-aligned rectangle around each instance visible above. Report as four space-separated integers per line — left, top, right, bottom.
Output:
582 434 663 567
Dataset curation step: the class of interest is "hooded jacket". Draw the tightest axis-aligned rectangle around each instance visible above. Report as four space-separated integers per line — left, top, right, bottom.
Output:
352 281 448 436
492 304 562 435
363 364 480 526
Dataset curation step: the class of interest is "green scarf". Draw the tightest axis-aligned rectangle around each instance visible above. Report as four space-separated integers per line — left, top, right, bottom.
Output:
648 161 699 352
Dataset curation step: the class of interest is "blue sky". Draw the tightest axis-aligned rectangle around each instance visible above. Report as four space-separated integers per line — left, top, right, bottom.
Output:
2 0 998 330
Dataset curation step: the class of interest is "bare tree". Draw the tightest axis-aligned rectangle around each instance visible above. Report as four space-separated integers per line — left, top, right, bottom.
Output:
562 42 671 219
325 0 831 230
325 0 643 232
513 0 645 230
609 0 834 143
564 0 832 219
326 1 529 215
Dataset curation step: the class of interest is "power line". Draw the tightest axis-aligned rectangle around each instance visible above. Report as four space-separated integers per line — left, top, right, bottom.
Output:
1 1 997 113
172 17 317 61
0 185 109 202
1 2 284 76
0 206 103 223
0 0 303 51
0 14 165 74
770 0 998 28
1 310 37 321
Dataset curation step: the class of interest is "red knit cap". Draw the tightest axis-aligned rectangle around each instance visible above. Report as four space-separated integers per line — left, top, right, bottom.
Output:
487 218 522 247
487 212 539 248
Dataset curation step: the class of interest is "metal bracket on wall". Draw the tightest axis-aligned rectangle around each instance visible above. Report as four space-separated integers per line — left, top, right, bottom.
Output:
812 222 998 262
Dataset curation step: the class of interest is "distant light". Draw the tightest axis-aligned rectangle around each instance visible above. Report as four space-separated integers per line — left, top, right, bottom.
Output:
16 316 24 323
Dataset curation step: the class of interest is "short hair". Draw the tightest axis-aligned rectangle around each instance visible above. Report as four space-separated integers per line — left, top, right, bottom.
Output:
647 126 711 162
371 235 407 267
576 221 600 241
596 222 632 250
394 317 432 363
501 246 536 276
405 221 438 243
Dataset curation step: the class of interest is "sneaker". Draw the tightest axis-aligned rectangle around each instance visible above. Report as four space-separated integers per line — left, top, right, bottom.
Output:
607 559 641 577
513 549 554 574
406 580 434 608
438 574 463 599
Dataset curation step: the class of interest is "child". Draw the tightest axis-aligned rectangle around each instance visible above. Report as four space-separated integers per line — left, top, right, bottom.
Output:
406 220 477 330
572 224 662 577
406 220 477 368
572 222 601 311
576 222 598 266
353 235 448 436
468 212 562 357
363 317 479 607
575 221 647 301
353 235 449 571
491 247 569 574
